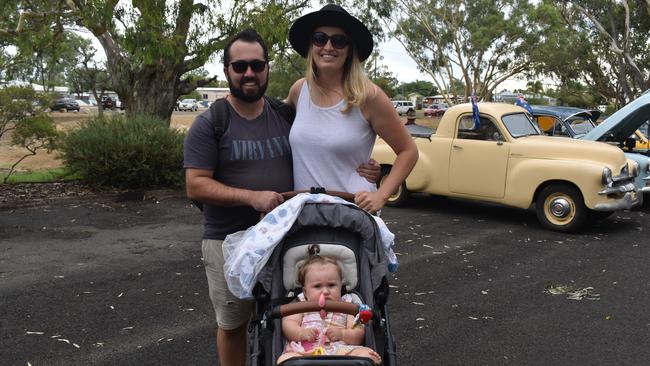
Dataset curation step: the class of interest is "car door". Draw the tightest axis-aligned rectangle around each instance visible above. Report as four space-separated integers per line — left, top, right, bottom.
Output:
448 115 509 198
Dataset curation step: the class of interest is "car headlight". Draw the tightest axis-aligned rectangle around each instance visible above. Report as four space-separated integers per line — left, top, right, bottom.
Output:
602 166 613 186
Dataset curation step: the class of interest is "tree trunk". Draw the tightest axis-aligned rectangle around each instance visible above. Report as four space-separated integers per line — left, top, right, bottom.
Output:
98 32 180 124
116 65 180 124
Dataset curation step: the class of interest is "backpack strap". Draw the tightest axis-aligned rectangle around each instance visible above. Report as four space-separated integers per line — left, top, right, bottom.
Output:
209 96 294 147
209 98 231 145
264 96 295 125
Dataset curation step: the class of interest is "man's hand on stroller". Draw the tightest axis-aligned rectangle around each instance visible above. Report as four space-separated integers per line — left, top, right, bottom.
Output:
249 190 284 213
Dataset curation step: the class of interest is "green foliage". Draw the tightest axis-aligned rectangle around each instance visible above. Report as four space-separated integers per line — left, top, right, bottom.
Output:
0 86 59 183
365 51 399 98
392 0 542 101
267 53 305 99
65 0 311 120
178 90 202 101
398 80 437 97
543 0 650 104
60 114 185 189
1 0 87 90
546 82 600 107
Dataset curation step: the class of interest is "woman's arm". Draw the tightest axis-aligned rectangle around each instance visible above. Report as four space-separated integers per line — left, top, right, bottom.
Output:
285 78 305 109
356 83 418 213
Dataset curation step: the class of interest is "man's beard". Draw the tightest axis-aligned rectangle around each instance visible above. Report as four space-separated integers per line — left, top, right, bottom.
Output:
227 74 268 103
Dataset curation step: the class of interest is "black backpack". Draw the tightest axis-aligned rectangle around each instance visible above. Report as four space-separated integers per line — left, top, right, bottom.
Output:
193 96 296 211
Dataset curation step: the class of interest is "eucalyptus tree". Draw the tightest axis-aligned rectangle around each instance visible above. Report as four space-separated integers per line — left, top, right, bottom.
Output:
63 0 308 122
548 0 650 105
388 0 546 104
0 0 76 90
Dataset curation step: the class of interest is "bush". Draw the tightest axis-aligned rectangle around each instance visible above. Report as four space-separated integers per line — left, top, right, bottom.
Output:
60 114 185 189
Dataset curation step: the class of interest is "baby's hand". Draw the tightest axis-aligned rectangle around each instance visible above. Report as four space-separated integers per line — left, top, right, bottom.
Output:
324 327 345 342
299 327 319 341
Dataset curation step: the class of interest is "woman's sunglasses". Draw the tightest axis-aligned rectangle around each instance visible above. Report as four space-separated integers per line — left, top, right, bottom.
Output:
228 60 267 73
311 32 349 49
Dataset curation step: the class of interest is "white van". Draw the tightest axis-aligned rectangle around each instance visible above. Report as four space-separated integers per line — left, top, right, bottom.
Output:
392 100 415 115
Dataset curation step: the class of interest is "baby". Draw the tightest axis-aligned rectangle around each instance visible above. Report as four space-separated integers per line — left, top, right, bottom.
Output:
277 245 381 364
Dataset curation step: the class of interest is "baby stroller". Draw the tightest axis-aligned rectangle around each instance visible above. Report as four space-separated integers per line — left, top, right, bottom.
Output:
247 198 398 366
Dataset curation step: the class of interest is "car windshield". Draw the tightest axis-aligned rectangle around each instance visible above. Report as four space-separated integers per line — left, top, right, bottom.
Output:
639 121 649 136
181 99 194 103
502 113 541 137
567 116 596 136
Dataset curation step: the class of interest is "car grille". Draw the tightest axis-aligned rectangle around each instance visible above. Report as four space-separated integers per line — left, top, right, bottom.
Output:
599 163 638 195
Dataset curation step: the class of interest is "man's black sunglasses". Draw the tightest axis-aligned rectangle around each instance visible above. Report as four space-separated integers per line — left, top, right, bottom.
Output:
228 60 267 73
311 32 349 49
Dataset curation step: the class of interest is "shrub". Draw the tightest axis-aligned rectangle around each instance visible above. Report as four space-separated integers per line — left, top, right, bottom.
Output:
1 86 59 183
60 114 185 189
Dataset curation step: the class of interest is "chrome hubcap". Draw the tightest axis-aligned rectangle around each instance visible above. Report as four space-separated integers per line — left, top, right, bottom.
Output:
550 198 571 218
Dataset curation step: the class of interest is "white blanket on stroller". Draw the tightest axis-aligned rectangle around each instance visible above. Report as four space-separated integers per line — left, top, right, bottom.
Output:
222 193 398 299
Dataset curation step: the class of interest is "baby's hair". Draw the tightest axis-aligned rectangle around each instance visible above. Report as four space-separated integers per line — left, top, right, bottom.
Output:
297 244 343 285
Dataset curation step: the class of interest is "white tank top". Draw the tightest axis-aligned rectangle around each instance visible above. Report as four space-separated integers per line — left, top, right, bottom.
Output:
289 81 377 193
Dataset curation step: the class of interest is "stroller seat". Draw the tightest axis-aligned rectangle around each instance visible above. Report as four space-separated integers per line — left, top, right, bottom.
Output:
247 202 396 366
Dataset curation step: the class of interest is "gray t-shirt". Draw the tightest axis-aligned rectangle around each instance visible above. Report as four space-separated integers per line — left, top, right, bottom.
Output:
183 100 293 239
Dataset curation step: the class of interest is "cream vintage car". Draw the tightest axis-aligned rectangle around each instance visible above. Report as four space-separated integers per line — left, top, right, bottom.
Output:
373 103 642 232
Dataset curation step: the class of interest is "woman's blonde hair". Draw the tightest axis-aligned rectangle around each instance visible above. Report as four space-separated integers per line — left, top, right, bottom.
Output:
305 42 371 114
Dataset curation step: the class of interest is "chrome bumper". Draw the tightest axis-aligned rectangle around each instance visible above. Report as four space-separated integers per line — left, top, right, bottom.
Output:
593 191 642 211
598 182 635 195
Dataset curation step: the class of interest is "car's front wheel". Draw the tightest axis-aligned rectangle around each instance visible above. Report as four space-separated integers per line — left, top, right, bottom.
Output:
535 183 587 232
378 167 409 207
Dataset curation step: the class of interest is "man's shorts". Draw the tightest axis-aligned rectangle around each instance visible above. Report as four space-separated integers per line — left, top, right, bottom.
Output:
202 239 253 330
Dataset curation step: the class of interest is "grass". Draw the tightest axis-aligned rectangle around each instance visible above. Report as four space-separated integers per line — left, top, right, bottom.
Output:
1 167 81 184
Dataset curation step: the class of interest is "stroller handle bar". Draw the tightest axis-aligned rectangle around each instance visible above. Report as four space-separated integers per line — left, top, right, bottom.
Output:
280 188 355 202
270 300 363 319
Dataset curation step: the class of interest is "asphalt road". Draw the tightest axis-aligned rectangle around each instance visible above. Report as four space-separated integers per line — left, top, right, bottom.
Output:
1 193 649 365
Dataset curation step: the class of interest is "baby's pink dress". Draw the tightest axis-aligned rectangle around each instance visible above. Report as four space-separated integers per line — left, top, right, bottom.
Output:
283 293 361 355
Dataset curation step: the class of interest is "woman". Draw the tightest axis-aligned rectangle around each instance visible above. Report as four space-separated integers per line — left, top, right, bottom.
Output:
286 4 418 214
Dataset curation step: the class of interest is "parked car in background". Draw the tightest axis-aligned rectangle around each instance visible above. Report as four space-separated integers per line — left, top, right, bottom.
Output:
424 103 448 117
530 105 600 138
372 102 641 232
530 101 650 197
632 125 649 153
101 96 124 110
178 98 198 111
51 98 80 112
392 100 415 116
581 90 650 195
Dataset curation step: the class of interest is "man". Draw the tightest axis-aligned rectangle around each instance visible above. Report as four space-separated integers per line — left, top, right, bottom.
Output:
183 29 378 366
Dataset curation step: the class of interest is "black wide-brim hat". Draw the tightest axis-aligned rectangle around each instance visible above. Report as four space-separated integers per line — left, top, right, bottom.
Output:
289 4 374 62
